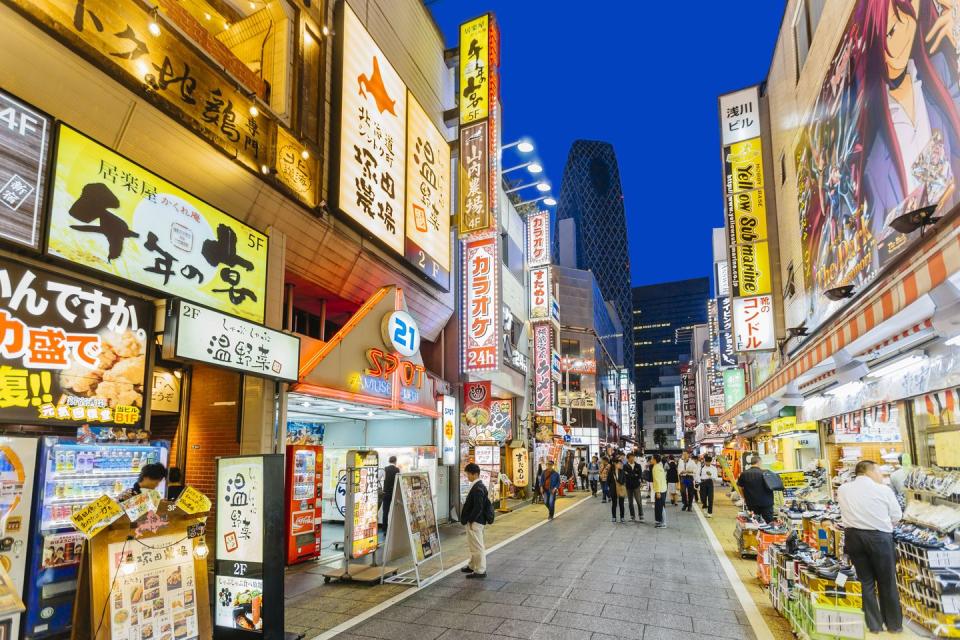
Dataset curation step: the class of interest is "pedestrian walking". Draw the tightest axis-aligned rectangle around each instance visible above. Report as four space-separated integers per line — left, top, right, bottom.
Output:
609 459 627 523
623 452 644 522
651 454 667 528
577 457 588 490
698 454 718 518
587 455 600 496
677 451 698 511
460 462 492 579
666 455 679 505
837 460 903 634
599 456 611 503
737 456 775 523
538 460 561 520
532 462 544 504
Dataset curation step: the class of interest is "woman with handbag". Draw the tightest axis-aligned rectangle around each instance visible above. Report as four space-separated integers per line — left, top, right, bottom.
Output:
610 459 627 523
598 456 611 503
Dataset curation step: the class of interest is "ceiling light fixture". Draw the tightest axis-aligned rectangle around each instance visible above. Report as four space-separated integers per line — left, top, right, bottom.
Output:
866 354 927 379
825 380 863 397
337 407 347 413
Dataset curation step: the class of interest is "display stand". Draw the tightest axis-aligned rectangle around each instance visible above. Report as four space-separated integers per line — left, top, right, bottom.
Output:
381 472 443 588
320 450 396 584
72 505 211 640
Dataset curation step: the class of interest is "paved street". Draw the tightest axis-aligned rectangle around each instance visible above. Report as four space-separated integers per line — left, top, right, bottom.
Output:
331 497 757 640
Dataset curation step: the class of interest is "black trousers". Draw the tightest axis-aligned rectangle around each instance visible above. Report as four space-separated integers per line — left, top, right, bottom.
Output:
748 504 774 523
654 491 666 524
845 528 902 632
382 492 393 531
699 480 714 514
627 487 643 518
680 477 696 509
611 495 624 519
589 478 598 495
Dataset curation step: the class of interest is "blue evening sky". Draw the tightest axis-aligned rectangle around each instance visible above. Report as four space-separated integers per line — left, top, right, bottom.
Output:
428 1 786 287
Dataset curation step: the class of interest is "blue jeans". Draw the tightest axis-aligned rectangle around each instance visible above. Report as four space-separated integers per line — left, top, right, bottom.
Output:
543 491 556 518
600 481 610 500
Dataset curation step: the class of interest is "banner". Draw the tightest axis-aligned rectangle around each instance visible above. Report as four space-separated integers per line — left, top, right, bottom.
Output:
732 294 775 351
462 381 492 445
461 236 500 372
717 296 737 367
0 257 151 426
48 124 268 323
529 266 550 321
458 14 499 125
527 210 550 267
533 323 553 413
0 89 50 251
458 122 490 235
722 368 746 410
511 448 529 487
404 92 451 288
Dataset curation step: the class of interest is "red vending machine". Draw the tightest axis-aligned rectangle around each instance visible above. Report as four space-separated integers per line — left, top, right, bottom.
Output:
285 444 323 565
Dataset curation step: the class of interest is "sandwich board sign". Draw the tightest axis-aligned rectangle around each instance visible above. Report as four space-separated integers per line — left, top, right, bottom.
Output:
380 472 444 587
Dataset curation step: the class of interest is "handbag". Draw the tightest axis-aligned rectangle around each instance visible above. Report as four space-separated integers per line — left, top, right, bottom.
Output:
616 482 627 498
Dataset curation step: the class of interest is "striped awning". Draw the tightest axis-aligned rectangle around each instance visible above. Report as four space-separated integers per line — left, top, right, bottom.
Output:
855 318 933 356
720 215 960 424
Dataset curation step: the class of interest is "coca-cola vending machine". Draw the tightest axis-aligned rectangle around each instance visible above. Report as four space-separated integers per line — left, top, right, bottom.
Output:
284 444 323 565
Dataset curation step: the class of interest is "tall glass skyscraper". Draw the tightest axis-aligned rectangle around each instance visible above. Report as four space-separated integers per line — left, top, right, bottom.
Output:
554 140 633 380
632 277 710 423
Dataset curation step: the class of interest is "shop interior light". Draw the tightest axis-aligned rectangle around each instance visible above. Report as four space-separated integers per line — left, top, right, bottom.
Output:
120 551 137 575
337 406 347 413
321 24 331 36
301 401 311 407
866 354 927 379
365 411 375 418
825 380 863 397
301 149 310 160
249 104 259 117
193 538 209 559
148 8 161 37
536 182 551 192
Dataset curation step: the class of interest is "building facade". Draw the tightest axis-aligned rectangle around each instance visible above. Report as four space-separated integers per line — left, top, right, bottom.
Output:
554 140 634 383
632 278 710 414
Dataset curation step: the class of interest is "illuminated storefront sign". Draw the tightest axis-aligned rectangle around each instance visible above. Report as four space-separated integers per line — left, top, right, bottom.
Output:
0 89 50 251
441 395 457 466
275 127 318 209
0 258 150 426
461 236 500 372
732 294 775 351
48 124 268 323
458 122 490 235
533 323 553 413
559 358 597 375
405 92 451 288
527 210 550 267
723 368 746 410
529 266 550 321
338 4 407 255
716 296 736 367
458 14 499 125
723 137 772 298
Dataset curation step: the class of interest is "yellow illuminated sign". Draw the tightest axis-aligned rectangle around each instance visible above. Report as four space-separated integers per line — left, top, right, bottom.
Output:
459 15 489 124
736 240 772 296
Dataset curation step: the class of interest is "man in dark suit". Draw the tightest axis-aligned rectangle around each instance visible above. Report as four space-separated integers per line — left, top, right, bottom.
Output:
381 456 400 532
623 452 644 522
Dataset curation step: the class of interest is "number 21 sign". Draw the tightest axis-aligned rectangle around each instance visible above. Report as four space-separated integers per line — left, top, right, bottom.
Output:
381 311 420 357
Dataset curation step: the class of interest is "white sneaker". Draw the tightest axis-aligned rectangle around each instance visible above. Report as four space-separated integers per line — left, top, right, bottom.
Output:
706 514 713 518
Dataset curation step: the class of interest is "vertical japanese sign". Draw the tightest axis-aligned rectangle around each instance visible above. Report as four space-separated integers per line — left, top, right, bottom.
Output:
719 85 776 352
458 122 490 235
0 90 50 251
404 93 451 288
716 296 737 367
215 456 264 632
723 368 746 410
527 210 550 267
48 124 268 322
346 450 379 559
511 448 528 487
337 3 407 255
441 394 457 465
0 257 150 426
533 323 553 413
529 266 551 320
458 15 497 125
275 127 318 208
732 295 775 351
462 381 492 444
619 369 629 434
461 236 500 372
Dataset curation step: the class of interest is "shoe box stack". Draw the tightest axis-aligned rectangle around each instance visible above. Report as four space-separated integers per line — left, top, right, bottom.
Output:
735 513 761 558
768 542 865 640
895 467 960 637
757 527 789 585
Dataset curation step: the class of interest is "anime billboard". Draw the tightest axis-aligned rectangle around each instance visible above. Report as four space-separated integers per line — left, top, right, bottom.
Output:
796 0 960 331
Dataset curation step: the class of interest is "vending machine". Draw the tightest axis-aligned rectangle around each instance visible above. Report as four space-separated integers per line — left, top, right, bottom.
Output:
0 436 39 640
284 444 323 565
23 437 168 639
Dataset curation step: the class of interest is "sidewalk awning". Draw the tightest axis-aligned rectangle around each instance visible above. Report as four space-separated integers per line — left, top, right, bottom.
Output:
721 216 960 424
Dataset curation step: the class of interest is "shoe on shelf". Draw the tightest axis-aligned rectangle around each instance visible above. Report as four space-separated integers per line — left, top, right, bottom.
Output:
460 566 474 573
466 572 487 580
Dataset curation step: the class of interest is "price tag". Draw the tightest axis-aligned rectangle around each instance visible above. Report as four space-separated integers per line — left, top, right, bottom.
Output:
175 486 212 514
835 572 847 588
121 491 158 522
70 495 123 538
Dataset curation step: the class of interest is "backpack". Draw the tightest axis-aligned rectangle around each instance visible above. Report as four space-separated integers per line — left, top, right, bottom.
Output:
483 493 496 524
762 469 785 492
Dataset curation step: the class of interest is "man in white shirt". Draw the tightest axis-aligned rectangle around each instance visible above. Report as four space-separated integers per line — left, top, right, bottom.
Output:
697 454 719 518
837 460 903 634
677 452 698 512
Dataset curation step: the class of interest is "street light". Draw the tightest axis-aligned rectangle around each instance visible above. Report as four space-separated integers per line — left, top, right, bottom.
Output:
505 180 548 194
515 194 555 207
536 182 551 192
502 161 543 175
502 139 535 153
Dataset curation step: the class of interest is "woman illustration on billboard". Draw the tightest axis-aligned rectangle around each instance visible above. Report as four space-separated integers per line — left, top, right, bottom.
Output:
858 0 960 257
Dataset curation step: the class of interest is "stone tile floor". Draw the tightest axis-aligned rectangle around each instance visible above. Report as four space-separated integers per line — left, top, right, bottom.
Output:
324 494 757 640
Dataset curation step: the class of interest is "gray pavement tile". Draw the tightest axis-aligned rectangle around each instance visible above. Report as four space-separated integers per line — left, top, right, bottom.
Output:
452 588 520 604
592 633 641 640
644 598 741 623
412 609 506 633
435 630 516 640
567 588 648 610
521 595 601 615
344 619 446 640
374 604 429 623
640 626 693 640
609 583 687 604
499 581 570 596
402 594 481 613
692 619 757 639
688 593 744 611
549 610 645 637
471 602 556 622
600 604 693 632
496 619 601 640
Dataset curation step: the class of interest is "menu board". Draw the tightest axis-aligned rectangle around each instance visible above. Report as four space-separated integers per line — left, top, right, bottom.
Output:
214 575 263 632
108 534 199 640
346 450 378 559
398 473 440 563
